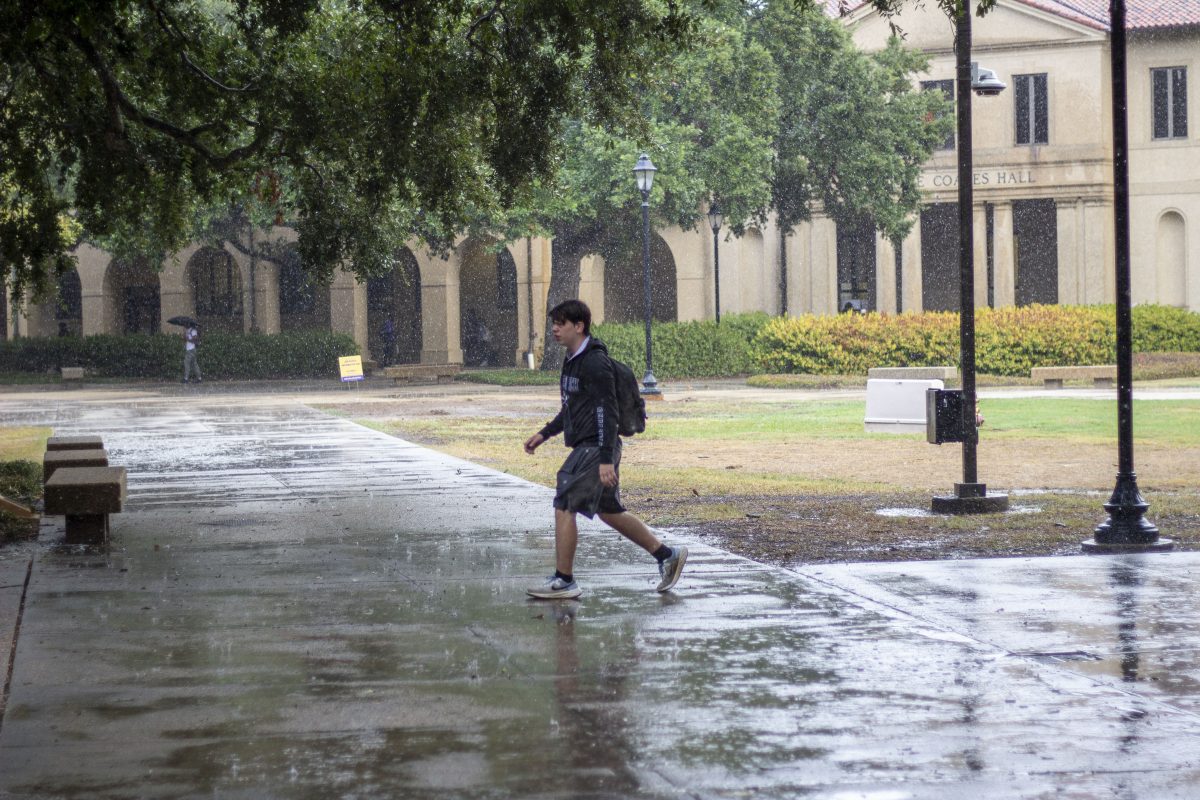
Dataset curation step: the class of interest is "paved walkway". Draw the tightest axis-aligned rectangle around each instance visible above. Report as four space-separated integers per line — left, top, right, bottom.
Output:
0 392 1197 798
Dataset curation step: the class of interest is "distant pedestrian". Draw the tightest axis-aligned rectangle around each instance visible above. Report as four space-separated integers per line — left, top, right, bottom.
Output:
381 316 396 366
523 299 686 600
183 324 202 383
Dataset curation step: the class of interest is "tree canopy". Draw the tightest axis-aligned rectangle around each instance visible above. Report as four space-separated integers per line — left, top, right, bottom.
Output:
0 0 703 298
501 1 949 365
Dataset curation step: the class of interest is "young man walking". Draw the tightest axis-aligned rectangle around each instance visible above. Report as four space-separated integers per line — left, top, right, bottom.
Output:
523 299 687 600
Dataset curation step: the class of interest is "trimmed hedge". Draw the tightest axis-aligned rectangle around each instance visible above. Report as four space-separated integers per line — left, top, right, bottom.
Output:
752 304 1200 377
0 330 359 380
593 313 769 379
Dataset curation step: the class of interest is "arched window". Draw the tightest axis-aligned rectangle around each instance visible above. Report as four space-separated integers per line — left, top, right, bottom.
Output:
188 247 242 329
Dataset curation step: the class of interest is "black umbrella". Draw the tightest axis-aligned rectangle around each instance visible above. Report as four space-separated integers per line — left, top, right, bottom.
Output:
167 316 200 327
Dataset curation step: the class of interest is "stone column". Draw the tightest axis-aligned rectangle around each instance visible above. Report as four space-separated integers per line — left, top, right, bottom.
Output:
875 232 898 314
992 201 1016 307
1083 199 1115 304
415 250 462 364
900 220 922 313
329 267 367 354
974 204 989 308
75 245 110 336
1056 199 1083 305
809 214 838 316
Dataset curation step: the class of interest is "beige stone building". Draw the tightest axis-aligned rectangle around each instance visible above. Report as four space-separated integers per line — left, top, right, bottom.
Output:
8 0 1198 369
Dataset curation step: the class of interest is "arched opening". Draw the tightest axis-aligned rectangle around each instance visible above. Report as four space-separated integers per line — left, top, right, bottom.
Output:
602 234 677 323
1156 211 1186 306
278 246 332 331
186 247 242 333
458 238 518 367
367 248 422 365
56 269 82 336
104 257 161 334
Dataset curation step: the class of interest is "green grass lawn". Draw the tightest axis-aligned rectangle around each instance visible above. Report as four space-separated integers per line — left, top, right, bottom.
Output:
642 397 1200 446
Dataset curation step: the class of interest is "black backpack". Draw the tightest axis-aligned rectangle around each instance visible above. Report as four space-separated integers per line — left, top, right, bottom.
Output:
611 358 646 436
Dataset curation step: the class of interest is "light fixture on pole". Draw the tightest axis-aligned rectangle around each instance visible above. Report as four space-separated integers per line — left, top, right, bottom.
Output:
633 153 661 397
1083 0 1170 552
708 202 724 324
931 2 1009 514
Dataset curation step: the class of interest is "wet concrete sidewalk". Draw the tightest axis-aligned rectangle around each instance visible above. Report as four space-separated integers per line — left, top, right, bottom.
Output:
0 396 1197 799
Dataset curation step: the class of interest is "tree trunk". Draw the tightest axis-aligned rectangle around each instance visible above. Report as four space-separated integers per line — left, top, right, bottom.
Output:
540 224 603 371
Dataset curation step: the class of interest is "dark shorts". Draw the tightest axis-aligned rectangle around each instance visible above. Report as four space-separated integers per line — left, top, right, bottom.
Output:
553 442 626 518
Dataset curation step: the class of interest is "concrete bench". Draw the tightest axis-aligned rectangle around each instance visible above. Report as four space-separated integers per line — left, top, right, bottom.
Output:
46 435 105 452
868 366 958 382
382 364 462 384
1030 365 1116 389
44 449 108 482
44 466 126 544
60 366 85 381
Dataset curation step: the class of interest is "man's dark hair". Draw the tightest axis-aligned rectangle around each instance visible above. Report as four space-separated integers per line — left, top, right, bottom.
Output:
549 299 591 335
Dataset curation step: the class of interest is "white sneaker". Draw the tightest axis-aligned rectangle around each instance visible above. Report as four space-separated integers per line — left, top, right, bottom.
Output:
656 546 688 592
526 575 582 600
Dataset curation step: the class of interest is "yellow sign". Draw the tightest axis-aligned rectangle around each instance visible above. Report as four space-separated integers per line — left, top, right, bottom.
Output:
338 355 364 382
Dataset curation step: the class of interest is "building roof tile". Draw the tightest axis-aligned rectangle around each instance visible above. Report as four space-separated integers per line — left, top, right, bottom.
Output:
828 0 1200 31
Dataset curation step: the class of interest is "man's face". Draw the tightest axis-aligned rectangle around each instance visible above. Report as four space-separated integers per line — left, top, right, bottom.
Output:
551 318 586 349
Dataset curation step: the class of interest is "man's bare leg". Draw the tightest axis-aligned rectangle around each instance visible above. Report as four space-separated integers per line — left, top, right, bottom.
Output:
598 511 662 554
555 508 579 575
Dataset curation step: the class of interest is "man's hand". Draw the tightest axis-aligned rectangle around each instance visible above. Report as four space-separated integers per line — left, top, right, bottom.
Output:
524 433 545 454
599 463 617 487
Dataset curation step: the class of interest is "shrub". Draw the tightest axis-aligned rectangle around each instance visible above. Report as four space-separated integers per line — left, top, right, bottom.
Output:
1130 305 1200 352
752 304 1200 376
0 330 359 380
593 313 770 379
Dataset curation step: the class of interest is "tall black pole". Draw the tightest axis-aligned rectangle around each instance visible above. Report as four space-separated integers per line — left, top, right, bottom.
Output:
1086 0 1168 551
713 227 722 324
640 190 660 396
956 5 978 492
932 1 1007 514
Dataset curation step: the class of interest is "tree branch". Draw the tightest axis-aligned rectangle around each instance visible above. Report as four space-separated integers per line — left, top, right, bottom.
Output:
147 0 258 93
67 26 274 169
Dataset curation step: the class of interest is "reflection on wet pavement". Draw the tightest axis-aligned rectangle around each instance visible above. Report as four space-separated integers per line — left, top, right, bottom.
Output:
0 396 1197 798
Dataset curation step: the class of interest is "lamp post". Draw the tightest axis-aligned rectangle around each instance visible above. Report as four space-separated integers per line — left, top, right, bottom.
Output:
633 153 661 397
932 1 1009 514
708 203 724 324
1084 0 1171 552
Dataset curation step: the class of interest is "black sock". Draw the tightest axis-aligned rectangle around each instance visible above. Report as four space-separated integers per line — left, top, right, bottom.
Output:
652 544 672 562
554 570 574 583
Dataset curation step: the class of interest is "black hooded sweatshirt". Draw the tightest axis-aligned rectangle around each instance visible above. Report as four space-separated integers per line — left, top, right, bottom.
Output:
538 337 619 464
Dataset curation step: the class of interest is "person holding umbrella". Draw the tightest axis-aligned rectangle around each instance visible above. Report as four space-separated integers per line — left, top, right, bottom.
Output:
168 316 203 384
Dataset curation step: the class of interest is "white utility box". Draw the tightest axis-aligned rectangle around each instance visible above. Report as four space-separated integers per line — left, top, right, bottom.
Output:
864 378 944 433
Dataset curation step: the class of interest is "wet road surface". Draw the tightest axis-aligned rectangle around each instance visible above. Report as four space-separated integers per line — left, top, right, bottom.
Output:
0 394 1197 798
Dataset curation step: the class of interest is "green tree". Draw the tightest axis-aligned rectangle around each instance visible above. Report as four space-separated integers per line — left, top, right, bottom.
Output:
753 4 951 241
0 0 703 299
524 1 950 367
499 12 778 369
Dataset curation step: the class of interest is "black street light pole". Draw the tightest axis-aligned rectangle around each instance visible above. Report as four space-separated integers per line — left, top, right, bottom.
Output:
1085 0 1170 552
633 153 661 397
933 1 1008 514
708 203 724 324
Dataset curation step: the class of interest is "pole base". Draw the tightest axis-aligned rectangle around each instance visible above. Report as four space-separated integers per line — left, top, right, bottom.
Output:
1081 537 1174 554
932 484 1009 515
1090 472 1164 550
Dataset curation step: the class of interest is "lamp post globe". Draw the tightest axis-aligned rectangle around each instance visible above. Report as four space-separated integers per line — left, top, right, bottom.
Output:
633 153 661 397
708 202 723 324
